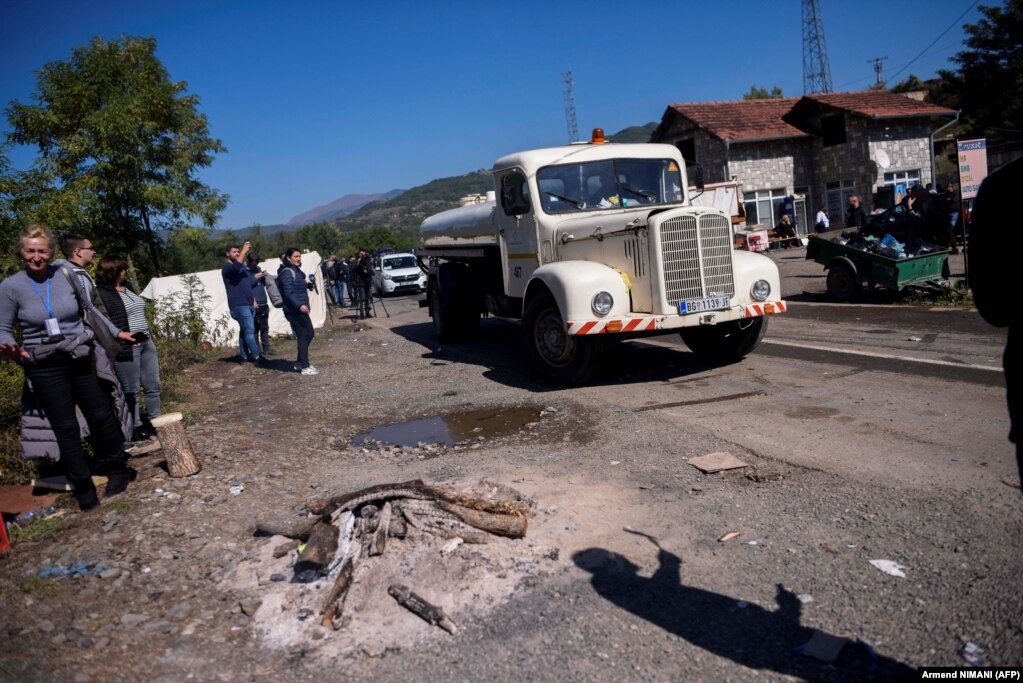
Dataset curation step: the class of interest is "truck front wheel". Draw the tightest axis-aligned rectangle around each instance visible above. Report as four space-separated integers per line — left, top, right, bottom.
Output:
679 316 767 362
523 292 605 385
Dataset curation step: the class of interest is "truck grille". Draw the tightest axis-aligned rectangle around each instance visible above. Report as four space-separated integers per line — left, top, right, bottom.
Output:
658 213 735 305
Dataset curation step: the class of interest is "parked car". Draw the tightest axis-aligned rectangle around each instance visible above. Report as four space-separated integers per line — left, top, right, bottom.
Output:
373 252 426 295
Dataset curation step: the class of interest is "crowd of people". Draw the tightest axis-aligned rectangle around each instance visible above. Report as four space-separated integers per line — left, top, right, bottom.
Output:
317 249 377 320
0 226 152 510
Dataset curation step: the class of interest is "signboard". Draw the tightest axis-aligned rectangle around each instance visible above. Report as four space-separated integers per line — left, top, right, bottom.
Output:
957 138 988 199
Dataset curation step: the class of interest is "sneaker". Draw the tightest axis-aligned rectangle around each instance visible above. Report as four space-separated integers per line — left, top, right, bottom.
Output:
300 366 320 376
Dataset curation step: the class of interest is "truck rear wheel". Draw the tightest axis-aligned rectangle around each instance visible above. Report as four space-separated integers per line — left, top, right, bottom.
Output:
430 282 478 342
523 292 605 385
679 316 767 362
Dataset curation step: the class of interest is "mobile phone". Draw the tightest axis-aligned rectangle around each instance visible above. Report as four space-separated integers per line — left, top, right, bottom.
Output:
131 331 149 343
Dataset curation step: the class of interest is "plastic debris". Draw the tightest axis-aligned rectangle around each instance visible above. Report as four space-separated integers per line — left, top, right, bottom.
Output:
229 482 245 495
13 506 57 525
795 629 850 663
39 561 106 578
908 336 922 342
744 539 765 546
869 559 907 578
797 594 813 604
961 641 985 666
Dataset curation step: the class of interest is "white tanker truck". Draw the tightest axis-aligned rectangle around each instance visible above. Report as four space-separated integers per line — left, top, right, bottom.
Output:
419 129 786 384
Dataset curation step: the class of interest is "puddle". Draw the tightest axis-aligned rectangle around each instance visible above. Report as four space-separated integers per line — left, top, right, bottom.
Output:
353 406 542 447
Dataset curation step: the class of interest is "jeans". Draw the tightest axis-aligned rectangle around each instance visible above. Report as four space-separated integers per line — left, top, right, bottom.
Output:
333 281 346 306
254 304 271 354
229 304 260 360
114 338 161 427
284 310 315 369
23 353 125 487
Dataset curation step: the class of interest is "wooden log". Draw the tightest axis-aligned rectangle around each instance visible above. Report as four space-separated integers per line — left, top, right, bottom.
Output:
369 502 391 556
320 558 355 629
296 521 338 571
149 412 201 477
437 501 528 538
388 584 457 634
253 514 318 540
307 480 531 520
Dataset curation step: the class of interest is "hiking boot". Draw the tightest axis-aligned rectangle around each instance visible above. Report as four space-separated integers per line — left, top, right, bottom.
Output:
104 466 136 497
72 482 100 511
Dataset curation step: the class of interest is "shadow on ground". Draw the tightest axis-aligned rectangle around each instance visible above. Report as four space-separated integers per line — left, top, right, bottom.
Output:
573 543 915 682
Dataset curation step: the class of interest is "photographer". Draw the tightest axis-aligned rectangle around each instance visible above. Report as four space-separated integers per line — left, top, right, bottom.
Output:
354 248 374 319
278 248 318 375
93 256 161 442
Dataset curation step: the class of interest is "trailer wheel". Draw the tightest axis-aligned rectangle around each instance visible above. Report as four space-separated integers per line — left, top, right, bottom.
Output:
523 292 605 385
679 316 768 362
430 282 478 342
826 262 860 302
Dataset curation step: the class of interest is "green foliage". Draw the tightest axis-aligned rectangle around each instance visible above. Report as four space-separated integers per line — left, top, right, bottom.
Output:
607 123 658 143
937 0 1023 143
743 85 784 100
3 35 228 279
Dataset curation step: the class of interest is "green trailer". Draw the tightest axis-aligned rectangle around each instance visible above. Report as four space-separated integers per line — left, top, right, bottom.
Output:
805 230 950 302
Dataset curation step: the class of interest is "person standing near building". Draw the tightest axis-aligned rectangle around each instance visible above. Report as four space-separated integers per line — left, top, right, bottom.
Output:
844 196 868 230
814 207 830 233
278 248 318 375
246 252 274 357
221 242 262 364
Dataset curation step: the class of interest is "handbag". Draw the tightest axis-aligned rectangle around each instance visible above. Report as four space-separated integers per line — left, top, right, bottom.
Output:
59 266 123 358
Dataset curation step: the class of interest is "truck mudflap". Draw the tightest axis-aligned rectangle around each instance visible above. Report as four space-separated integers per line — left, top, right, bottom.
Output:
566 300 786 335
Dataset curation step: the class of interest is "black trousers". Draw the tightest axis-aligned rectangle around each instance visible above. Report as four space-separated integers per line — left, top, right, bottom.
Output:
284 310 315 369
254 304 271 354
23 353 125 487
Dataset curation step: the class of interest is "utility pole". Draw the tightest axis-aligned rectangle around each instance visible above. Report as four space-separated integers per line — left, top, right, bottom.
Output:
562 70 578 143
802 0 833 94
868 56 888 87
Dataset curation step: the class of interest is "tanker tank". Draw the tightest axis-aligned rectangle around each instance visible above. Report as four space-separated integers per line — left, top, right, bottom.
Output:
420 195 498 248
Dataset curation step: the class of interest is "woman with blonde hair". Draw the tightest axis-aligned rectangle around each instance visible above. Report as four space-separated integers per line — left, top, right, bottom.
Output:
0 225 137 510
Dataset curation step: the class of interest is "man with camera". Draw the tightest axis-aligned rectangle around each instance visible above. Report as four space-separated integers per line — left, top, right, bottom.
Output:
221 241 263 364
353 248 374 319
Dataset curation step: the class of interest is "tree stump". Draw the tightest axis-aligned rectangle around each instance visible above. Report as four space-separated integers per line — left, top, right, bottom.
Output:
150 412 201 477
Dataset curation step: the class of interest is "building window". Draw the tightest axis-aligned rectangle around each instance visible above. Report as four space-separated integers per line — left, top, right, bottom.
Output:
826 179 856 218
677 138 696 164
743 188 787 227
883 170 921 205
821 113 847 147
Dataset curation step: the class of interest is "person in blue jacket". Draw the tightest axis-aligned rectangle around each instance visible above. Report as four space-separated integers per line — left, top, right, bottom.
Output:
220 241 263 364
278 248 318 375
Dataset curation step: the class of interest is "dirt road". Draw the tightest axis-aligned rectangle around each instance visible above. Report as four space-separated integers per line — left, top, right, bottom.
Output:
1 265 1020 682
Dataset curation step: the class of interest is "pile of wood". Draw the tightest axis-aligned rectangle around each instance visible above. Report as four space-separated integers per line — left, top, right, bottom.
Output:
253 480 531 633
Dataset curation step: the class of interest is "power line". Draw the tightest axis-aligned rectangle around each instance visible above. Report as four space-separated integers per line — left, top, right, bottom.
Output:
886 0 979 84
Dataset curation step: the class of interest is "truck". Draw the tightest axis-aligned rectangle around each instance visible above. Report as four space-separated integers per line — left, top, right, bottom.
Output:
419 128 786 384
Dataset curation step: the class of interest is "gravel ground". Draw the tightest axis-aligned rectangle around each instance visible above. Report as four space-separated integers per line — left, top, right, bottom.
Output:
0 266 1018 683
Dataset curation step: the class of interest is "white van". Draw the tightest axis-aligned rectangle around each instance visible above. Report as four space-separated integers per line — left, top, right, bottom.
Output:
374 252 427 296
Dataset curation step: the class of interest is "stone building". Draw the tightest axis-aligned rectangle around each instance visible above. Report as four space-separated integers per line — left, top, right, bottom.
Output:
650 91 956 234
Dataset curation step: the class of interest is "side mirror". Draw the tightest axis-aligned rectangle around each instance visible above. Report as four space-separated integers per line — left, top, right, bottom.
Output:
691 164 705 191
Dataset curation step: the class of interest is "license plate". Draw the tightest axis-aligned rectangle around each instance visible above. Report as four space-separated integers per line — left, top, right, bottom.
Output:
678 296 730 314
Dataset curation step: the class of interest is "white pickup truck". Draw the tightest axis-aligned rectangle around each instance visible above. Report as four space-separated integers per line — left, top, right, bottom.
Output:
419 129 786 384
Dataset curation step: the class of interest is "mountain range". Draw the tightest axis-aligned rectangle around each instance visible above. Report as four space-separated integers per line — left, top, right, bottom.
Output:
287 189 406 226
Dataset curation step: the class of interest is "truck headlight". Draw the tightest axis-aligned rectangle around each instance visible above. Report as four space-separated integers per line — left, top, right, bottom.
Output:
591 291 614 316
751 279 771 301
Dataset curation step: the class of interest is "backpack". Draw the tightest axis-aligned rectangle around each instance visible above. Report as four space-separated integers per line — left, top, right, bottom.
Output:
263 272 284 308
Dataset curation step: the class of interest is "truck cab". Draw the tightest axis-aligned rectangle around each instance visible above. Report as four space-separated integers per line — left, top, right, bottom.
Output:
420 130 785 384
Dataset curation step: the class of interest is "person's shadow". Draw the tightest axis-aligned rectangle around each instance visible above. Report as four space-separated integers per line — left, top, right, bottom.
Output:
573 541 914 681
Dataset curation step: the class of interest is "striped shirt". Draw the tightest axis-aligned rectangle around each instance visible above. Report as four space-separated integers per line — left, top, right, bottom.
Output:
118 289 149 333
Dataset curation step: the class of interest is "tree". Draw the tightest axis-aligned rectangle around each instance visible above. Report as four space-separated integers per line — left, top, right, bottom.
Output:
938 0 1023 143
743 85 784 100
4 36 228 276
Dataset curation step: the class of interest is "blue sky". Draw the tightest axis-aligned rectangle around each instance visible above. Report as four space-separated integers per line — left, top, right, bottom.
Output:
0 0 983 229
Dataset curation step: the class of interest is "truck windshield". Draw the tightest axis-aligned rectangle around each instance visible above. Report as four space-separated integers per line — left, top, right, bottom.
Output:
537 159 684 214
